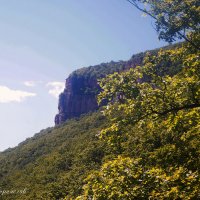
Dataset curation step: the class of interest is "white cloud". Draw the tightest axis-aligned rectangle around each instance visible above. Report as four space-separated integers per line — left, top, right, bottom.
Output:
24 81 36 87
0 85 36 103
46 82 65 98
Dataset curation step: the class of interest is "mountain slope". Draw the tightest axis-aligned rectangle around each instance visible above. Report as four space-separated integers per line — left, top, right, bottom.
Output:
0 112 108 199
0 43 184 200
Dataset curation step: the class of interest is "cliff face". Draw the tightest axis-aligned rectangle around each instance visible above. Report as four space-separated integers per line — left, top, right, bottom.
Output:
55 51 145 125
55 75 100 125
54 43 181 125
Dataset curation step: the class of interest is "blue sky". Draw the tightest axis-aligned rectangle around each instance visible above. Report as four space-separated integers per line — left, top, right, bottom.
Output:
0 0 168 151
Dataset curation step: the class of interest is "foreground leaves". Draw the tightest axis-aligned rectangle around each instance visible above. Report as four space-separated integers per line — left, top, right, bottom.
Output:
76 39 200 199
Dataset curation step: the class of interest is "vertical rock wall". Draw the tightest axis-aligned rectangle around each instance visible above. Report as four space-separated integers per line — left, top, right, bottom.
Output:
55 52 144 125
55 74 100 125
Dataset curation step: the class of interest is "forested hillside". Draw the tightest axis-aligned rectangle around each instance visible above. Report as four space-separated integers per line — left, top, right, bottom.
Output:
73 0 200 198
0 112 109 199
0 37 199 199
0 0 199 199
78 41 199 199
0 42 182 200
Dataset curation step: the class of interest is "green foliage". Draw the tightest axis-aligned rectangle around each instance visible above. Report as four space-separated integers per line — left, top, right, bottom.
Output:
0 1 198 199
77 34 200 199
70 61 127 79
1 41 198 199
76 156 200 200
70 43 181 80
127 0 200 49
76 2 200 194
0 112 108 200
0 42 185 200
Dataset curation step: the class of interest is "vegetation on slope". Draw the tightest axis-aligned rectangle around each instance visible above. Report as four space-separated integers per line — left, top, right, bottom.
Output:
0 43 187 200
70 42 182 80
74 1 200 198
76 40 200 199
0 112 109 200
0 0 199 199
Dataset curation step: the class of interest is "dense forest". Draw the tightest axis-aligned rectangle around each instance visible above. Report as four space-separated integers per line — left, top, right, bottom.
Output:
0 0 199 199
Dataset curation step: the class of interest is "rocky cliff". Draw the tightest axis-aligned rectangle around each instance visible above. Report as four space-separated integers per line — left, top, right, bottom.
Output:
55 52 144 125
55 75 100 124
55 42 180 125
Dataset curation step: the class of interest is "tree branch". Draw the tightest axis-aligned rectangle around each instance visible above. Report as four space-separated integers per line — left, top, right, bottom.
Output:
125 0 200 50
155 103 200 116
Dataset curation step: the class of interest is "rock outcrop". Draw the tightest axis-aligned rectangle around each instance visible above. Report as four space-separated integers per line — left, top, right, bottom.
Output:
55 51 146 125
55 74 100 125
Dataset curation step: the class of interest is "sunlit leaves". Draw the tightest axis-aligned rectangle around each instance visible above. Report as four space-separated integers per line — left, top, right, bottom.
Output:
77 156 200 199
77 38 200 199
128 0 200 46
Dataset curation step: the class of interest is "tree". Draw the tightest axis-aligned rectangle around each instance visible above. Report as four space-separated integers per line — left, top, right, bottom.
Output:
76 157 200 200
75 41 200 199
97 40 200 160
126 0 200 50
70 1 200 199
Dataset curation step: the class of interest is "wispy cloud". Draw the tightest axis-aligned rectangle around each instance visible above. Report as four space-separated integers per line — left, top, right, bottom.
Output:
46 82 65 98
23 81 36 87
0 85 36 103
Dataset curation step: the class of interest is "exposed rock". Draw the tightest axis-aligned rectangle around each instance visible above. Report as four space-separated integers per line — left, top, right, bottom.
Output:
55 74 100 125
55 51 145 125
